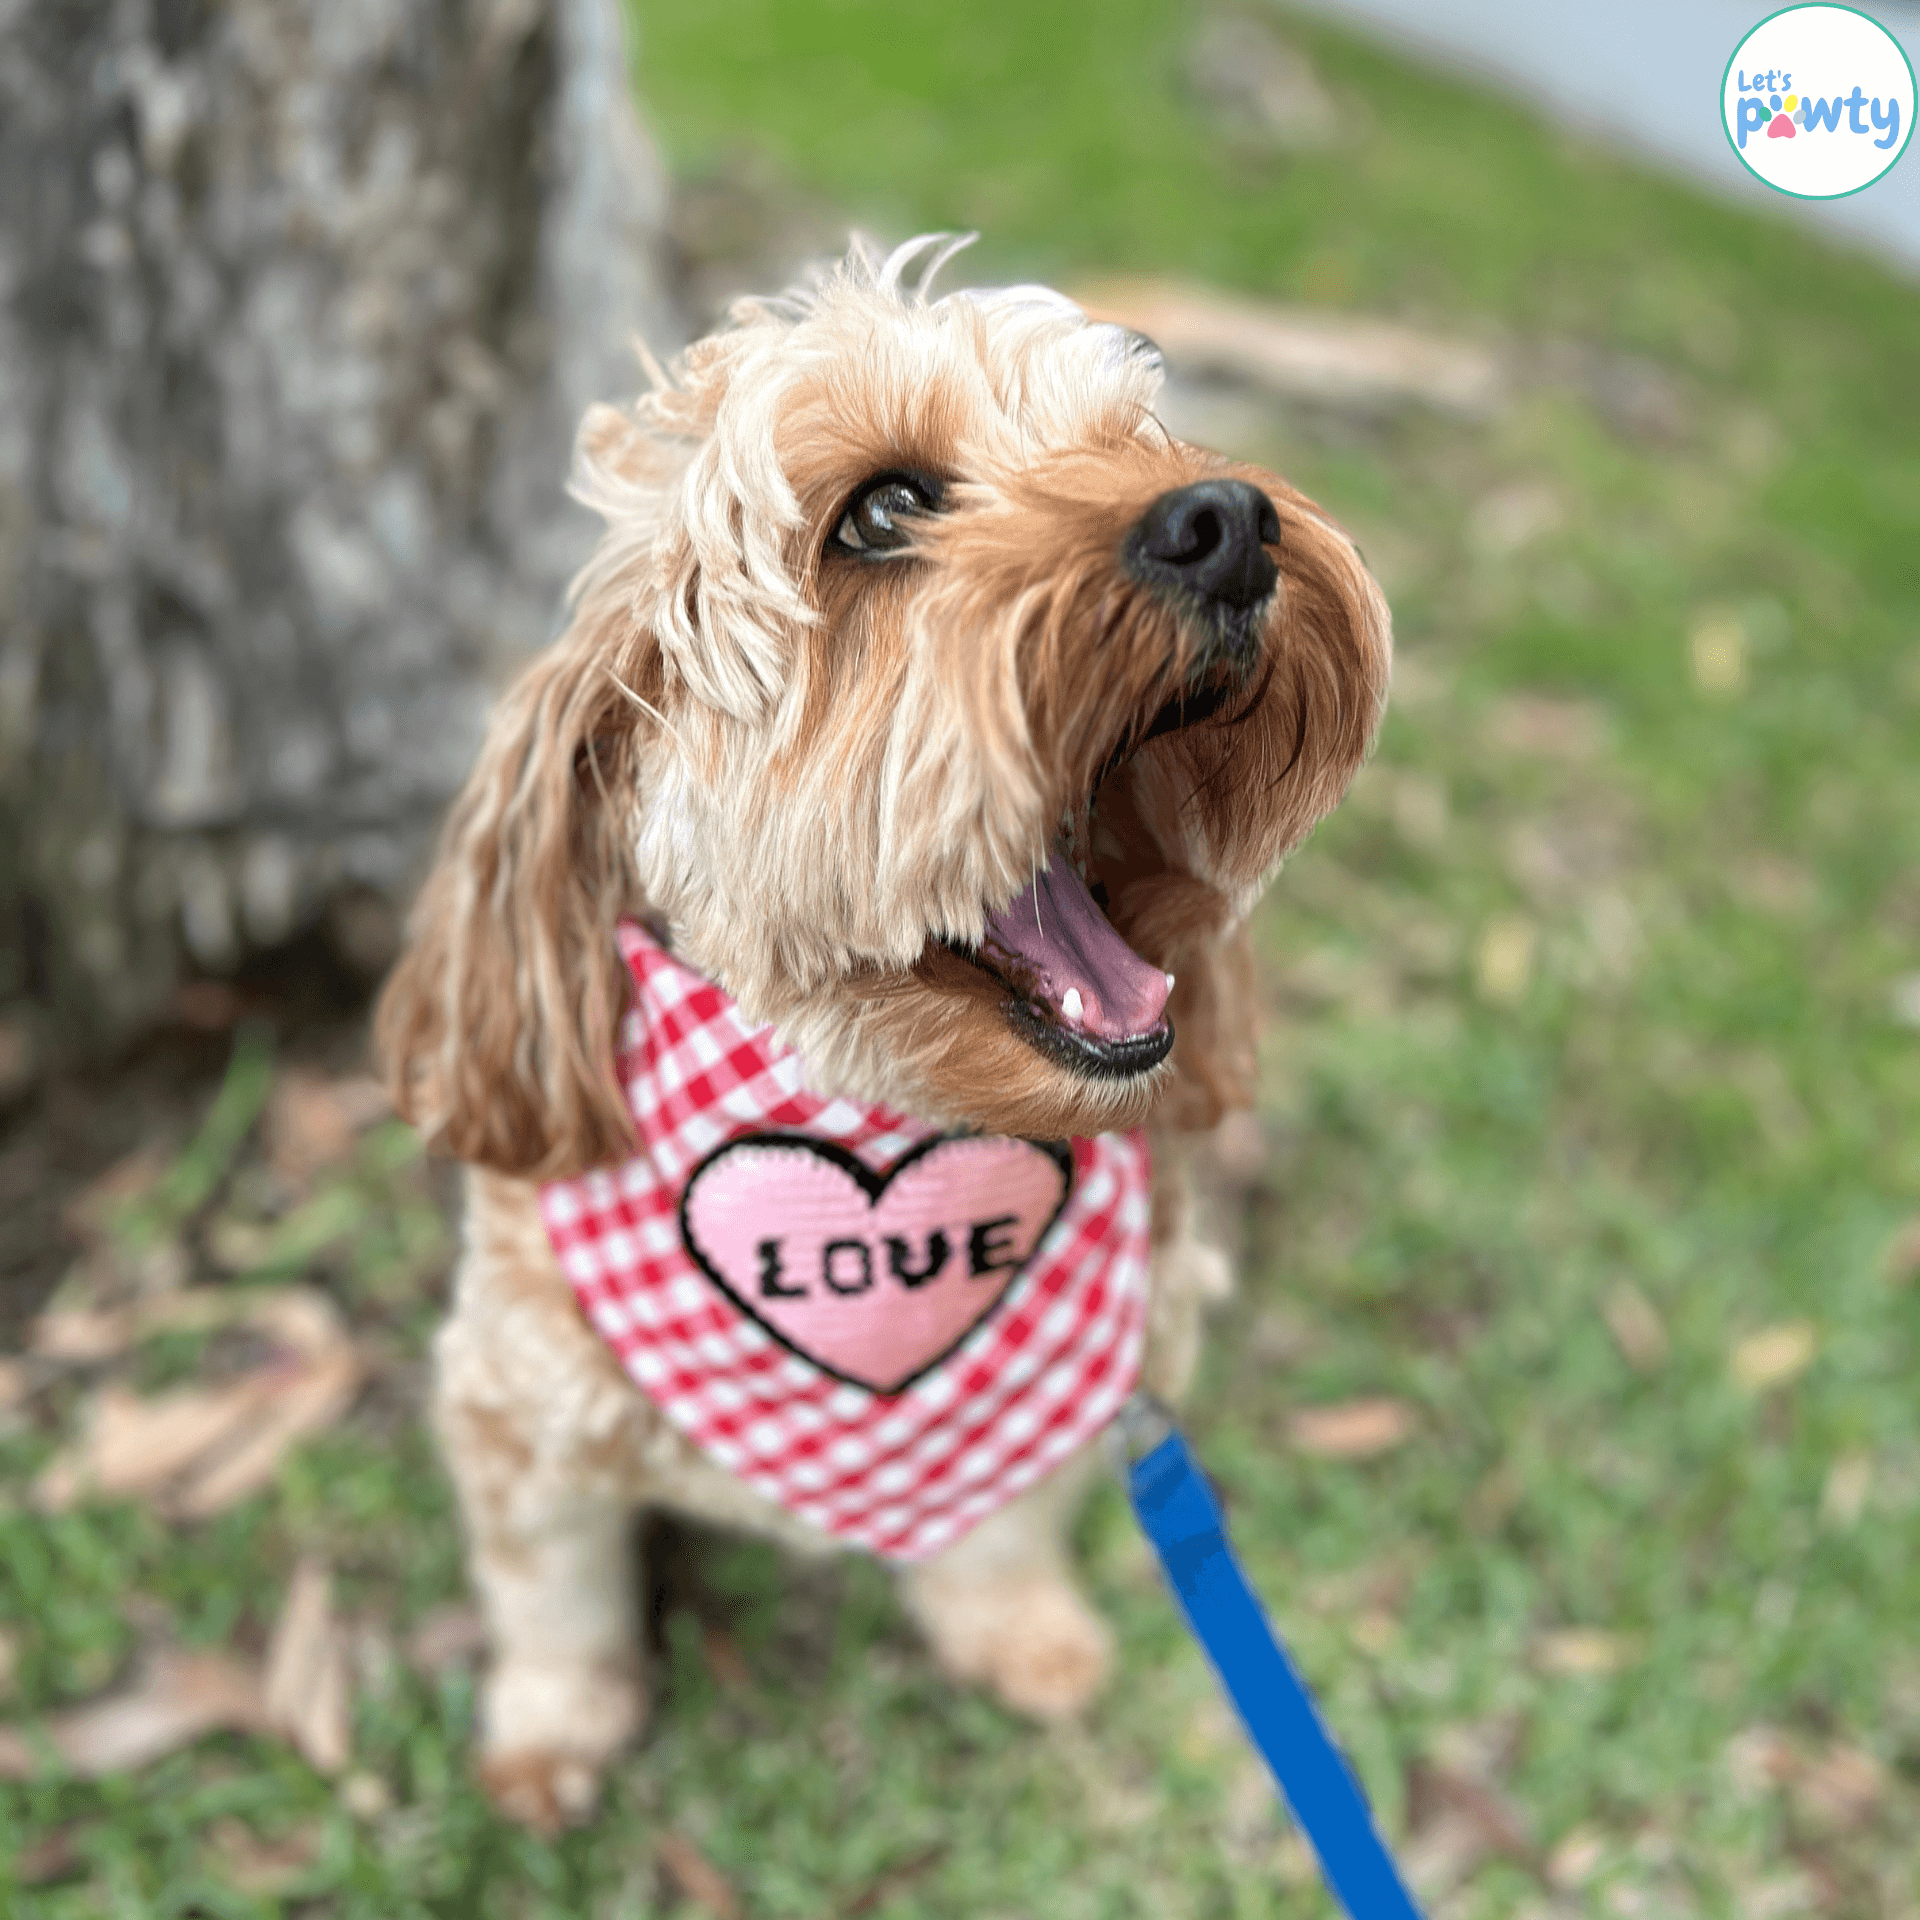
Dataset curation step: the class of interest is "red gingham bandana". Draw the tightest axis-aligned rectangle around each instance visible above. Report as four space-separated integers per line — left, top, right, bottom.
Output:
540 921 1151 1561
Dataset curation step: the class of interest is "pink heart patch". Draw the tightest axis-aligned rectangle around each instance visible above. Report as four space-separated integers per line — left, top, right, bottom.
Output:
680 1133 1073 1395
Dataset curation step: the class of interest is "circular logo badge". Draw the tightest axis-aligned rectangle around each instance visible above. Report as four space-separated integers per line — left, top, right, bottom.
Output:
1722 5 1916 197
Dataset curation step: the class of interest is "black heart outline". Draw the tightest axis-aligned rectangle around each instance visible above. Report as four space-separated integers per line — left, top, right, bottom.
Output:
677 1131 1075 1397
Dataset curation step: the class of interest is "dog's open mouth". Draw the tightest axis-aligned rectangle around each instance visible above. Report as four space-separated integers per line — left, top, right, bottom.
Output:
969 834 1176 1077
948 670 1249 1080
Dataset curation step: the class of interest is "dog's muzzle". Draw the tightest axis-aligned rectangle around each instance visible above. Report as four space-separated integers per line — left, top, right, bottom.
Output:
950 478 1285 1082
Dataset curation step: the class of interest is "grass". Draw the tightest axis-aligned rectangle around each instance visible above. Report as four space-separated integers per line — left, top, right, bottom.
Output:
6 2 1920 1913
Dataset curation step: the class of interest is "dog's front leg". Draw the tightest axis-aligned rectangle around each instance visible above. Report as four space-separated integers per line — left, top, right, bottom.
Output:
435 1347 646 1832
898 1141 1235 1720
433 1181 650 1833
898 1449 1114 1720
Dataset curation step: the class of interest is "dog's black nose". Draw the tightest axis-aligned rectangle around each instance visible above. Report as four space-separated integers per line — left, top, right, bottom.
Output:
1124 479 1280 610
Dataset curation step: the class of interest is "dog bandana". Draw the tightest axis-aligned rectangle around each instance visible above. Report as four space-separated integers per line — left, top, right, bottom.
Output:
540 920 1151 1561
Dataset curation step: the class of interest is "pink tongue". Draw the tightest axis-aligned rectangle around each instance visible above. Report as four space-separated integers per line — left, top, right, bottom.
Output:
981 858 1172 1042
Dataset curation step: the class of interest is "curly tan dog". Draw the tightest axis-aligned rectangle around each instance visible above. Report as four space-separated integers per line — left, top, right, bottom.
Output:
377 236 1390 1833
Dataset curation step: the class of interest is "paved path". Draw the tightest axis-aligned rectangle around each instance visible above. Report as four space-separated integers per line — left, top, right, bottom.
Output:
1290 0 1920 276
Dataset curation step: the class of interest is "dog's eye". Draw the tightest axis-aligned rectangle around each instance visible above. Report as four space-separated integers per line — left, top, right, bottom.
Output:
831 474 938 556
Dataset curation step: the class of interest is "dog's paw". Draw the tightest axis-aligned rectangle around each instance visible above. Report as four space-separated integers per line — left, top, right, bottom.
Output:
478 1655 646 1833
915 1572 1115 1722
480 1747 609 1836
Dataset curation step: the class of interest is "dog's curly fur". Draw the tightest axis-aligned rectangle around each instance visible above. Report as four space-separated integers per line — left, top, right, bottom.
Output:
375 236 1390 1833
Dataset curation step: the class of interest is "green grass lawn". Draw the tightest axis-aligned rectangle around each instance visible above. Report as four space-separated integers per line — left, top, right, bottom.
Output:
5 3 1919 1915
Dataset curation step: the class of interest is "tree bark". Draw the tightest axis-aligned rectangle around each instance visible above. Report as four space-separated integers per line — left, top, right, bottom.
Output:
0 0 678 1043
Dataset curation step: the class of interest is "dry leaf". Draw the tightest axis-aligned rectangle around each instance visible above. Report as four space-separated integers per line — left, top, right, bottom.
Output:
0 1647 270 1779
1416 1760 1534 1859
1535 1629 1639 1677
31 1308 138 1365
203 1815 324 1896
1730 1321 1818 1392
31 1278 300 1368
35 1376 281 1510
340 1770 394 1819
173 1344 359 1517
1603 1282 1668 1372
1077 280 1503 417
406 1603 487 1673
1725 1724 1795 1798
244 1286 349 1355
33 1287 361 1519
263 1557 352 1775
1286 1397 1417 1459
656 1829 741 1919
98 1378 282 1488
1401 1723 1536 1903
1546 1824 1605 1888
1791 1742 1885 1831
266 1070 389 1182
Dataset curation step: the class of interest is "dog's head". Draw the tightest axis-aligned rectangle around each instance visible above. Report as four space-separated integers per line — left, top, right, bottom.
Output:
379 237 1390 1178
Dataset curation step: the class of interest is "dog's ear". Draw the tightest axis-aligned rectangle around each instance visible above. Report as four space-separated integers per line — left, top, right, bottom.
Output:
577 348 815 728
374 613 647 1181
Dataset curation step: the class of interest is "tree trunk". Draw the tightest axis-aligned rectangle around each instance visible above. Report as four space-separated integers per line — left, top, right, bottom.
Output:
0 0 678 1047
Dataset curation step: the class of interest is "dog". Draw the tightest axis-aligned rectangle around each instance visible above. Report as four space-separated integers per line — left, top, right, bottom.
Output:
375 235 1390 1833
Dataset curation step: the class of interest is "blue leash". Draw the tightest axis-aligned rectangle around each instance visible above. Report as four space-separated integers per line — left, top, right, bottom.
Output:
1116 1395 1426 1920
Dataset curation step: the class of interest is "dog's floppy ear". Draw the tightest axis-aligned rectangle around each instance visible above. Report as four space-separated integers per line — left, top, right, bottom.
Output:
374 613 647 1182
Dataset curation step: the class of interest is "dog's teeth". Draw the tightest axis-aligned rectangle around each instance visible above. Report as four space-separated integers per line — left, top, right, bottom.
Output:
1164 971 1177 990
1061 987 1084 1023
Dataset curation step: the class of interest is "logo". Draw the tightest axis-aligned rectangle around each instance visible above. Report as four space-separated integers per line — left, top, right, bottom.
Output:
1722 5 1915 197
